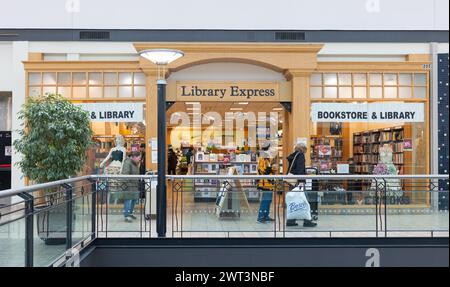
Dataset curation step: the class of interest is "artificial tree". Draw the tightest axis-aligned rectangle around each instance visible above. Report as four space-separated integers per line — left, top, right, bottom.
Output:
14 93 93 184
14 93 93 244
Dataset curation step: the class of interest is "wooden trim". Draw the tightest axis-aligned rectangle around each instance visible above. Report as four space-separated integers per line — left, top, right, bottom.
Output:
23 61 141 71
317 61 431 72
70 98 145 102
310 98 427 102
28 53 43 61
406 54 431 62
133 42 324 53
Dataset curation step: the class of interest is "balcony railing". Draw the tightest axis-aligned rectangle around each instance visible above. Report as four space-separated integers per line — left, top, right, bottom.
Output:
0 174 448 267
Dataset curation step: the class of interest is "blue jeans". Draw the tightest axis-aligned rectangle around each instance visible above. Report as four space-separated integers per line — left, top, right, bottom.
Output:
123 199 136 217
257 190 273 221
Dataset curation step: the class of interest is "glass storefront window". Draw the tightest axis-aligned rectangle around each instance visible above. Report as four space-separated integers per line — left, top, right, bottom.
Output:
43 86 56 95
309 100 429 206
28 73 41 85
104 72 118 85
310 87 322 99
399 87 412 99
57 72 71 85
354 87 366 99
309 72 426 100
310 73 322 85
414 87 427 99
57 86 71 98
384 87 397 98
370 73 382 86
353 73 367 85
28 71 146 100
43 73 56 85
73 87 87 98
414 73 427 86
119 73 133 85
134 73 146 85
104 86 117 98
338 74 352 86
383 73 397 86
88 87 102 98
399 73 412 85
369 87 382 98
73 72 87 85
119 86 132 98
339 87 352 99
324 73 337 86
324 87 337 98
134 86 146 98
88 72 102 85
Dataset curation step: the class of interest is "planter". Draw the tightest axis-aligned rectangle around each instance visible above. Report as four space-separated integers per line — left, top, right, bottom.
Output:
36 204 76 245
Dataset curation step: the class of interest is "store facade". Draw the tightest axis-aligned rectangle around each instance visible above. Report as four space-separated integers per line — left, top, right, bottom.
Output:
22 43 432 206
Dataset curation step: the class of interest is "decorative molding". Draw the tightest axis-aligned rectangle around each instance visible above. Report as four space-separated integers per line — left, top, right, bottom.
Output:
23 61 141 71
284 69 315 80
316 61 432 72
133 42 324 54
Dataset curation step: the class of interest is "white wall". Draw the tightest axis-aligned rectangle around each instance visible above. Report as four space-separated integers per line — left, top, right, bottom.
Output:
11 42 28 190
0 43 13 91
0 0 448 30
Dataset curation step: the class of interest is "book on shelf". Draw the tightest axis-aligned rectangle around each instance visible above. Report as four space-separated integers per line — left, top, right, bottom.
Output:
352 126 405 174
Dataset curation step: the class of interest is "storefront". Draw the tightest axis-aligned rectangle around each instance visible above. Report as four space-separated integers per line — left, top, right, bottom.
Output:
23 43 431 206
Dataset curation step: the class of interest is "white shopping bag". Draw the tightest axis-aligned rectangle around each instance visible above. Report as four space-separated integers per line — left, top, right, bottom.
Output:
285 186 312 221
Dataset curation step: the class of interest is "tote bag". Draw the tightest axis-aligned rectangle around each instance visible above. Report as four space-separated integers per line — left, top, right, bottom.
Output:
285 152 300 186
285 185 312 220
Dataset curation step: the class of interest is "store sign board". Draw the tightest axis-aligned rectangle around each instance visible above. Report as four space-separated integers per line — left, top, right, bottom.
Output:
310 103 424 122
76 103 144 122
176 82 279 102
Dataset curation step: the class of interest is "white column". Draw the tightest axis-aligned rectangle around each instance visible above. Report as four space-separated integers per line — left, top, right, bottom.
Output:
11 41 29 190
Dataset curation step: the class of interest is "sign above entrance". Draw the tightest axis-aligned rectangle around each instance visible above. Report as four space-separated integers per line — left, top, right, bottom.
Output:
176 82 279 102
76 103 144 122
311 103 425 122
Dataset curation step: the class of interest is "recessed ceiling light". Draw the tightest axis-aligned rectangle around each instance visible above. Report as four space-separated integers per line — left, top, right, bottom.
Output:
238 102 248 105
186 102 200 105
230 108 243 111
273 107 284 111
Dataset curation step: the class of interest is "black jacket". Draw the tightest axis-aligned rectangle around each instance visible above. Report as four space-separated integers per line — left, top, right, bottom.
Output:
287 151 306 175
168 150 178 169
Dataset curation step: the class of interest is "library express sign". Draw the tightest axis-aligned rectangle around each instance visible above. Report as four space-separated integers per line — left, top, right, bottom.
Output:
310 103 424 122
176 82 279 101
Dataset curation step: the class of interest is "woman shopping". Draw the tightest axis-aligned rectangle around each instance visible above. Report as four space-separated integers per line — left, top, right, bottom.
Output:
286 143 317 227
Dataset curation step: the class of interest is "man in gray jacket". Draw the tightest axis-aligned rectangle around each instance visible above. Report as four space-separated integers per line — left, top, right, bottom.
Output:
121 151 142 222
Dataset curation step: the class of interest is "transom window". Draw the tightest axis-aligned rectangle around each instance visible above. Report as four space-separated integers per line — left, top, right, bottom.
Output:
27 72 147 100
310 72 428 100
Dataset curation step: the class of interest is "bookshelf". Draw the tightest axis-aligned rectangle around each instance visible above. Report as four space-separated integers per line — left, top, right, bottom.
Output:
192 158 259 202
352 126 404 175
310 135 344 173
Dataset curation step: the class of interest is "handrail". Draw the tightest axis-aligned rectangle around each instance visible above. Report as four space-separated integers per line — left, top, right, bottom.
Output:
165 174 449 180
0 174 447 199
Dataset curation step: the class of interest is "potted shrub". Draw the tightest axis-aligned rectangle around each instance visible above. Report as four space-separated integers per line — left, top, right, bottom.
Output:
14 93 93 244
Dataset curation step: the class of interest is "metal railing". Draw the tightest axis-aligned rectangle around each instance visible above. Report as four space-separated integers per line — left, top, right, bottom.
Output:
0 174 448 267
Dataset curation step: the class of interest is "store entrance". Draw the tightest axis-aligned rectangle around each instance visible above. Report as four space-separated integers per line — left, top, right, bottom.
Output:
166 101 285 204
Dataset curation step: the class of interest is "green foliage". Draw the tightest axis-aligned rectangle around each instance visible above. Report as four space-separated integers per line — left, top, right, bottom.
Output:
14 94 93 183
